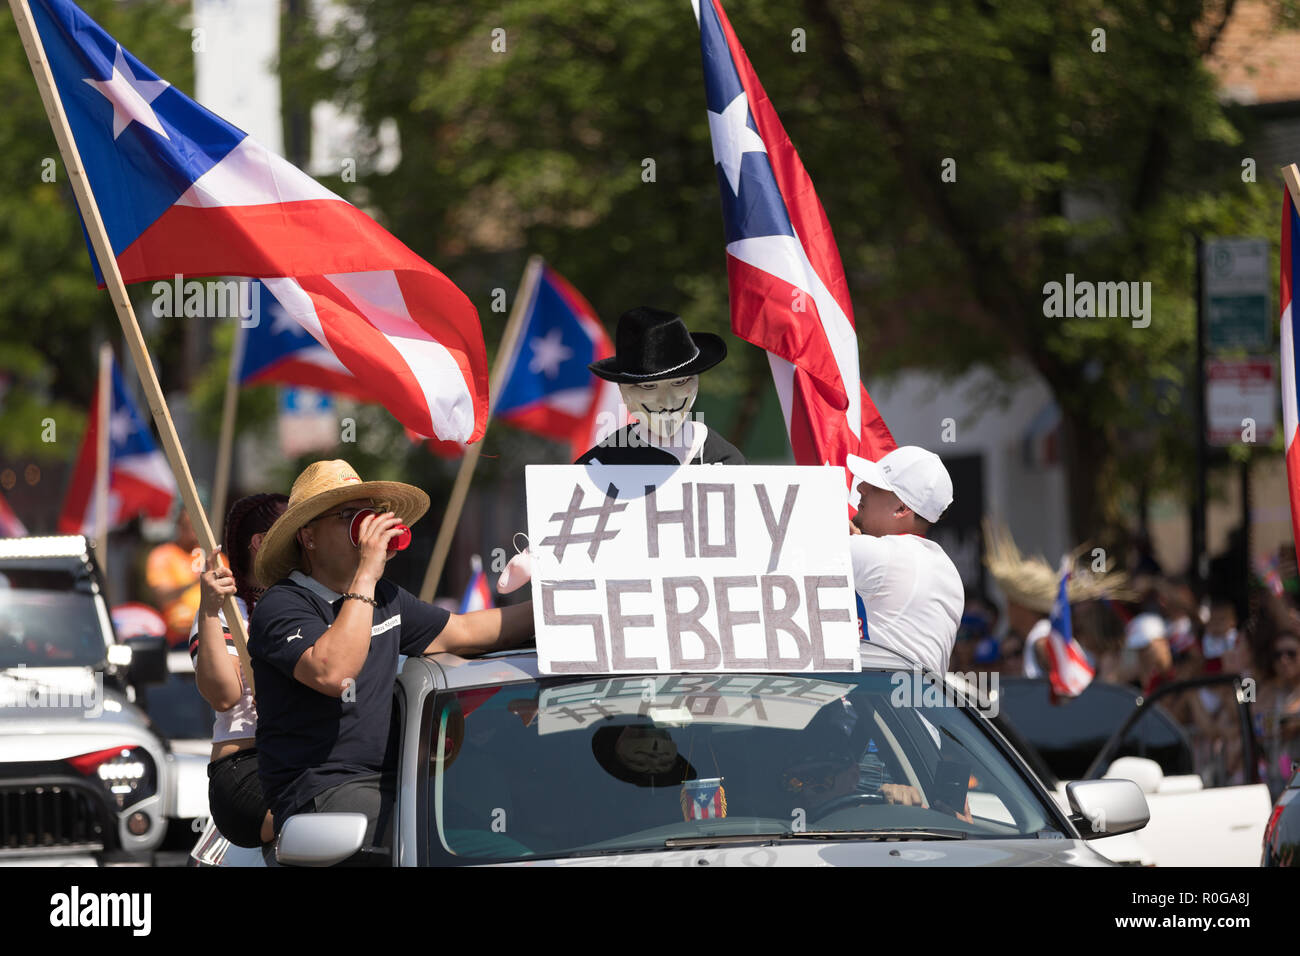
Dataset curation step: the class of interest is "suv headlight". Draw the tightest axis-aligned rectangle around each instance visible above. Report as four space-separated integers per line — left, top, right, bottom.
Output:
67 745 158 809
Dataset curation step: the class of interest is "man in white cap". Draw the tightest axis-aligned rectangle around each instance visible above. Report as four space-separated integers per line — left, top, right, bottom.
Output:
845 446 965 675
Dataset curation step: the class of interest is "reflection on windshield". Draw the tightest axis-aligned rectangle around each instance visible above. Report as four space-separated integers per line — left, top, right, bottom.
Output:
0 588 106 669
427 671 1059 863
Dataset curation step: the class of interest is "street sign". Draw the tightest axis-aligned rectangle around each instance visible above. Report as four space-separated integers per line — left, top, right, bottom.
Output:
277 387 337 457
1205 358 1276 446
1203 238 1271 352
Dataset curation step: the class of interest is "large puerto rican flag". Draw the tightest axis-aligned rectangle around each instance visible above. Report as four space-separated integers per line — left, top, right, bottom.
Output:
1044 562 1094 700
27 0 487 443
494 261 625 461
694 0 894 470
58 356 177 535
1281 186 1300 562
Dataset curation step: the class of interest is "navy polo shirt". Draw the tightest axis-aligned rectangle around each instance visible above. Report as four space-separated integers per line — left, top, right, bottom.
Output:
248 570 450 827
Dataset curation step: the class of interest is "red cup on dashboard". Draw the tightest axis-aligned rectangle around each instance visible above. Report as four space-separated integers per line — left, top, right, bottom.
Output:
349 508 411 552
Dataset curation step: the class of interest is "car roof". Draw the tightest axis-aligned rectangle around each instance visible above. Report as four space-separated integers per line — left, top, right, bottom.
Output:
413 641 927 691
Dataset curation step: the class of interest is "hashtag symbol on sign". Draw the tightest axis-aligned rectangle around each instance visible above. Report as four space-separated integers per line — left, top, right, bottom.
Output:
539 483 628 561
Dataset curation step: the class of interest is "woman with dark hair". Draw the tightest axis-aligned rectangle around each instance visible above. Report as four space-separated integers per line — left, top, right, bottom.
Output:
190 493 288 847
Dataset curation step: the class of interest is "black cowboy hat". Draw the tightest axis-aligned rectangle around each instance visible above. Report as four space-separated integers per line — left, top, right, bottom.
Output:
591 724 698 788
588 306 726 383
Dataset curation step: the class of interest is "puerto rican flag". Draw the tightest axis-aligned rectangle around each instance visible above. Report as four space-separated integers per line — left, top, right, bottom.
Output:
1282 186 1300 564
0 490 28 538
494 261 625 460
237 282 371 402
458 555 495 614
28 0 486 443
694 0 894 471
1045 562 1094 700
58 356 177 535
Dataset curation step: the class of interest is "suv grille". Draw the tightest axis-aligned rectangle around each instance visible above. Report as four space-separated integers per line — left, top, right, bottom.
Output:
0 783 106 852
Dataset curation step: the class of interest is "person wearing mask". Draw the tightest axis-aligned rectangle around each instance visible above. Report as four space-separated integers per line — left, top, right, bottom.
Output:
575 307 744 466
191 493 287 848
844 446 964 675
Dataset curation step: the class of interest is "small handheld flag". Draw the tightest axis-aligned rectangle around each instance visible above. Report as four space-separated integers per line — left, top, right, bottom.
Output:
458 555 495 613
1045 560 1095 700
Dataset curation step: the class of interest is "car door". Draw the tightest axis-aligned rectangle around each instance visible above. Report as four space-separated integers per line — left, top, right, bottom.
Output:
1084 675 1272 867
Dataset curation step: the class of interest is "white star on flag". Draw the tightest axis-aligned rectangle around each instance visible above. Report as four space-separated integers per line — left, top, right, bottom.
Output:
83 45 170 141
108 406 134 445
708 91 767 196
527 328 574 379
270 308 304 336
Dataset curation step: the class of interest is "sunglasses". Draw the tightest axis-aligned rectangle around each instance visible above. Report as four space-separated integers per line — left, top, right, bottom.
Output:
310 502 387 524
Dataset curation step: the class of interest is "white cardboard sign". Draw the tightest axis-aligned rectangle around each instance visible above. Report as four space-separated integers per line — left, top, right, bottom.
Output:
525 464 860 675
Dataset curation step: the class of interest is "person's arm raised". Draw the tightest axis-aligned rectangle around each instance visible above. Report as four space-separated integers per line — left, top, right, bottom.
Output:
424 602 535 658
291 511 404 697
193 547 244 712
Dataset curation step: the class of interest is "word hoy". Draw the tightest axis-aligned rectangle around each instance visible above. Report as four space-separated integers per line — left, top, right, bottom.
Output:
50 886 151 936
1042 274 1151 328
151 274 262 327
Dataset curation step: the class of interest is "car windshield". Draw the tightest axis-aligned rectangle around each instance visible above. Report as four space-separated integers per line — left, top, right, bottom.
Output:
0 569 107 669
425 670 1064 864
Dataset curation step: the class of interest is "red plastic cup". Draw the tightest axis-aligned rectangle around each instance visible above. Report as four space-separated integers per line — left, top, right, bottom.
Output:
350 508 411 552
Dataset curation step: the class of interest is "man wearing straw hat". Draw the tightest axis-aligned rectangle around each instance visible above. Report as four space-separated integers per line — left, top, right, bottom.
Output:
249 459 534 862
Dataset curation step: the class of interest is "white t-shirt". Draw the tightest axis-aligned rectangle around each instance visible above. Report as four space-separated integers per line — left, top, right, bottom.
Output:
848 533 964 674
188 596 257 744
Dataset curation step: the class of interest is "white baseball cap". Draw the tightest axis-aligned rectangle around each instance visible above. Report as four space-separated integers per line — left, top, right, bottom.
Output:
845 446 954 523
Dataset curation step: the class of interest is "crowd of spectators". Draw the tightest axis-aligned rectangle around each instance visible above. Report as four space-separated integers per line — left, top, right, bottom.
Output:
952 536 1300 798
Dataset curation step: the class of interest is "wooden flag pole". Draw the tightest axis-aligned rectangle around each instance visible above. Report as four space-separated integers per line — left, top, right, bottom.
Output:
93 343 111 564
10 0 255 691
210 319 247 544
1284 165 1300 216
418 254 543 602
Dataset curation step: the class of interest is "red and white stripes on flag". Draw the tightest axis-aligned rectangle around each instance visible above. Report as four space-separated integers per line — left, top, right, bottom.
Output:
696 0 895 471
30 0 487 444
1281 185 1300 564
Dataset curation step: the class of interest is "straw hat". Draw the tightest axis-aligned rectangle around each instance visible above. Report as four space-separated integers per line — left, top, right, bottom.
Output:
983 519 1133 614
253 459 429 587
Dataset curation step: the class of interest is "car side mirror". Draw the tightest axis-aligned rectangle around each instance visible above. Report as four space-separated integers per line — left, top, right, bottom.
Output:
124 634 168 686
276 813 368 866
1065 779 1150 839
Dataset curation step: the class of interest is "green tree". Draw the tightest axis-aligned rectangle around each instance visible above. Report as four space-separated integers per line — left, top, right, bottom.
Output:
296 0 1282 545
0 0 194 462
